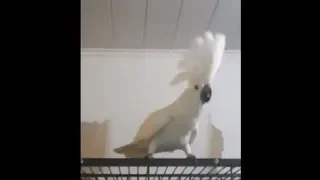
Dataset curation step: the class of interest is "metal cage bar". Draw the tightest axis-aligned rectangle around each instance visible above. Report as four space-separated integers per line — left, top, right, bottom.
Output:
81 158 241 179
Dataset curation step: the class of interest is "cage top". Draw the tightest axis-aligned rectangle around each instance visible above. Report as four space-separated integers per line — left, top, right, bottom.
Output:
81 158 241 167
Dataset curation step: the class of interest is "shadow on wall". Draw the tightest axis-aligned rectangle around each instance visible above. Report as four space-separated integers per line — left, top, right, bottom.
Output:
81 120 110 175
208 123 224 158
81 121 109 157
206 113 224 174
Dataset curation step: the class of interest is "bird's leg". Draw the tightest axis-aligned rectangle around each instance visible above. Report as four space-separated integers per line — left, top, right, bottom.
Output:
183 144 197 164
145 139 156 159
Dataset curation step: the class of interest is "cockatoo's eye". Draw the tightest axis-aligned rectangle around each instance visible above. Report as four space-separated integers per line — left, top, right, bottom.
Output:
194 85 199 90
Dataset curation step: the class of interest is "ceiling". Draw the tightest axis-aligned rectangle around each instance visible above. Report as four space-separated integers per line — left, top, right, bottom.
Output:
81 0 240 50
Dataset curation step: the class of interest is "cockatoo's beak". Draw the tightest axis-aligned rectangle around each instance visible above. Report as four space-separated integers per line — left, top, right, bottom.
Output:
200 84 212 104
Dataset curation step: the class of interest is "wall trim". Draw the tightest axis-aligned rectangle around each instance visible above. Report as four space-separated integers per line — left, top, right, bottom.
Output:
81 48 241 57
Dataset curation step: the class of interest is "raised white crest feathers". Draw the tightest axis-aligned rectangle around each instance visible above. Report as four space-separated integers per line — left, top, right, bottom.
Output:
170 31 226 87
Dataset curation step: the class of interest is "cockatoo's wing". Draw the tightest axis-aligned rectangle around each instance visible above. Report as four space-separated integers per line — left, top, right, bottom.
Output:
114 109 174 158
113 139 149 158
133 107 173 142
114 114 172 158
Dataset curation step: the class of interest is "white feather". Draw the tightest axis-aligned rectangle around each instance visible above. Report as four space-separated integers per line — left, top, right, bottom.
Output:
171 31 226 86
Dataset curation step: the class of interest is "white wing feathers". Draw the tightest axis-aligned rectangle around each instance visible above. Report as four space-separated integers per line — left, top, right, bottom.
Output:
114 107 174 158
133 107 173 142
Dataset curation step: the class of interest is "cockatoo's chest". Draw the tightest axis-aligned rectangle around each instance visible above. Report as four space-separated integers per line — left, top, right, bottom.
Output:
171 102 203 135
152 109 201 152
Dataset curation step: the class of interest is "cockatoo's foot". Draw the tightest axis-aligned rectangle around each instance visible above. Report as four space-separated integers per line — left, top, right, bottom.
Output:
182 144 197 164
186 154 196 159
144 154 153 159
186 154 197 165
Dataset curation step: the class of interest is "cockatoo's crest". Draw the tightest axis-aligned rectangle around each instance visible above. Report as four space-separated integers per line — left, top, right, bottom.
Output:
170 31 226 87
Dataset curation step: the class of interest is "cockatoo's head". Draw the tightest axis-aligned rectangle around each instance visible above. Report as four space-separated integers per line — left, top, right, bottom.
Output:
170 31 226 105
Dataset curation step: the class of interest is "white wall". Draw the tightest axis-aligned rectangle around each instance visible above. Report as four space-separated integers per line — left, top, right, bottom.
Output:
81 49 241 159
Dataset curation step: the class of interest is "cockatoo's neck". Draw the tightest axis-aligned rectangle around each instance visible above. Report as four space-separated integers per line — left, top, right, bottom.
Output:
170 87 203 117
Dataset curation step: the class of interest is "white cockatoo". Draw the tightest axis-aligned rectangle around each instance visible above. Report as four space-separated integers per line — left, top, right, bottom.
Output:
114 31 226 159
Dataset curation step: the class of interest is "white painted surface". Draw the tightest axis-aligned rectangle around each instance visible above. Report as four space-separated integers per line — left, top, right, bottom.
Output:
81 49 240 159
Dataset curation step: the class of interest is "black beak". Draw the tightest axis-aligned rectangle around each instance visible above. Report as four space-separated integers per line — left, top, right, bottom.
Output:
200 84 212 104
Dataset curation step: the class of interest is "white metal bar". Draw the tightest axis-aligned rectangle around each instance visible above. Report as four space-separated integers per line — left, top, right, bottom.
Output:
207 0 221 31
171 0 185 49
109 0 115 46
142 0 149 48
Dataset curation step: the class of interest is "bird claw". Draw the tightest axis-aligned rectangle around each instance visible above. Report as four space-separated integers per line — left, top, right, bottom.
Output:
144 154 153 159
186 154 197 165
